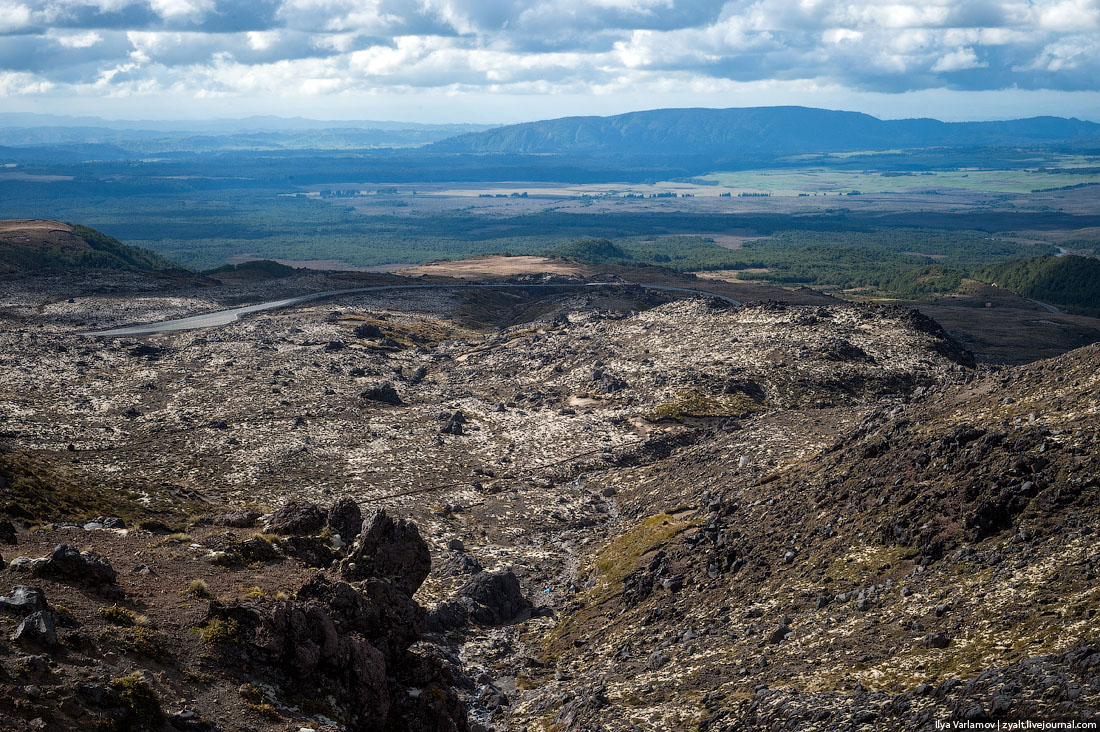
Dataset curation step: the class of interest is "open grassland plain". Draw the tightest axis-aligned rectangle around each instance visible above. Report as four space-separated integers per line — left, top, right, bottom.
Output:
700 161 1100 196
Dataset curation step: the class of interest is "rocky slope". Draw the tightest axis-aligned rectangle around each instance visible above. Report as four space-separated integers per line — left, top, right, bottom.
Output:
505 340 1100 732
1 266 1097 731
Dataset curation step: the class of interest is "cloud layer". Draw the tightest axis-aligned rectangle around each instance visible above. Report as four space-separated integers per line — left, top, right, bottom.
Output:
2 0 1099 118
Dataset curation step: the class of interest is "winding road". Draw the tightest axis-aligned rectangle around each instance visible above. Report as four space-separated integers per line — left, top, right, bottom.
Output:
82 281 741 337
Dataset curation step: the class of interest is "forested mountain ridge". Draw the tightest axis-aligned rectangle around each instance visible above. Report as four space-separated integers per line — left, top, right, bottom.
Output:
431 106 1100 155
974 255 1100 313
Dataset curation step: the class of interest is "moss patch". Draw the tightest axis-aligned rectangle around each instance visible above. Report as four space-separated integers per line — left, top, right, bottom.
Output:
102 627 167 660
0 452 145 523
542 512 696 662
644 391 764 422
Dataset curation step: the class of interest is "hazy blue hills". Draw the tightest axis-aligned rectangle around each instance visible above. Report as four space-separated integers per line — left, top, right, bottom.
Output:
0 114 497 152
0 113 495 134
430 106 1100 156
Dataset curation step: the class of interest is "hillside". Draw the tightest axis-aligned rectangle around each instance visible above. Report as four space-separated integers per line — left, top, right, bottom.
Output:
973 255 1100 313
521 327 1100 730
0 220 176 273
0 266 1098 730
431 106 1100 156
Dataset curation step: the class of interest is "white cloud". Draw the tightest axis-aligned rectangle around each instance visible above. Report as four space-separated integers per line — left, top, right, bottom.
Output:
0 70 54 93
246 30 280 50
932 46 985 71
0 0 1098 115
50 29 104 47
0 2 33 32
148 0 214 20
822 28 863 44
1038 0 1100 31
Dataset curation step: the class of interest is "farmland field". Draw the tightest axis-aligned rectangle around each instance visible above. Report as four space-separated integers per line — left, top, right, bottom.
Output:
700 159 1100 195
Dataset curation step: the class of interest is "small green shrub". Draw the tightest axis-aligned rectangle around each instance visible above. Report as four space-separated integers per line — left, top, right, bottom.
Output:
196 618 240 646
100 605 137 626
110 674 164 730
247 702 280 721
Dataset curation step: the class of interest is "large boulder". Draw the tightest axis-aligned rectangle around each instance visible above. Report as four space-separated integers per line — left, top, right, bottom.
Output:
35 544 117 586
327 497 362 545
460 568 532 625
340 510 431 596
0 518 17 545
354 322 383 338
360 382 402 406
11 609 59 647
237 536 282 563
0 585 49 615
267 499 326 535
426 568 533 632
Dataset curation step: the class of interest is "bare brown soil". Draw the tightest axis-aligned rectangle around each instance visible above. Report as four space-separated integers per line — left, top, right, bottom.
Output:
399 255 586 279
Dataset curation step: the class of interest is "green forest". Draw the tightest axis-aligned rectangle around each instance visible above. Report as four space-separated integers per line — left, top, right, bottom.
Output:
973 255 1100 311
547 230 1058 299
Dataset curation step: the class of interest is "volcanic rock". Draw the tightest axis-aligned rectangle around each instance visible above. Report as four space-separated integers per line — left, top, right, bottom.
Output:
267 499 326 535
327 497 362 544
340 510 431 595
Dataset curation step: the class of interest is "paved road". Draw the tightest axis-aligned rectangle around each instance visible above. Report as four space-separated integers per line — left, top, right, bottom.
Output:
82 281 741 337
1028 298 1063 314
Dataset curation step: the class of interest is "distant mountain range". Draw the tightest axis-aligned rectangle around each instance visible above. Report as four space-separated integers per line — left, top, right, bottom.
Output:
0 113 495 134
4 107 1099 157
430 106 1100 156
0 114 497 152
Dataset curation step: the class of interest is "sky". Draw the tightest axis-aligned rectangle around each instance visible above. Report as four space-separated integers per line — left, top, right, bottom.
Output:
2 0 1100 124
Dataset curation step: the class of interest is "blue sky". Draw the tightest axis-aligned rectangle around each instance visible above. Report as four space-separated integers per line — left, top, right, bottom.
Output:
2 0 1099 123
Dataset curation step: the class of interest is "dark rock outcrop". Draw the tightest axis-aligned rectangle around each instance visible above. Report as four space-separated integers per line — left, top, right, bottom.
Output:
11 609 59 648
360 382 402 406
427 568 533 632
35 544 117 586
267 499 326 535
341 510 431 595
0 585 49 615
277 536 336 569
237 536 282 563
204 517 467 731
354 323 383 338
327 497 362 545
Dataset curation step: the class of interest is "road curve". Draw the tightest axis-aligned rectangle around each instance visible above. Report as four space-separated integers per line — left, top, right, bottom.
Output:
81 281 741 337
1028 298 1063 315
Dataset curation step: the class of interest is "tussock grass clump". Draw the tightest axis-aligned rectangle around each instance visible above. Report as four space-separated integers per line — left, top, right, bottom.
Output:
99 604 137 626
185 579 210 599
247 702 281 721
